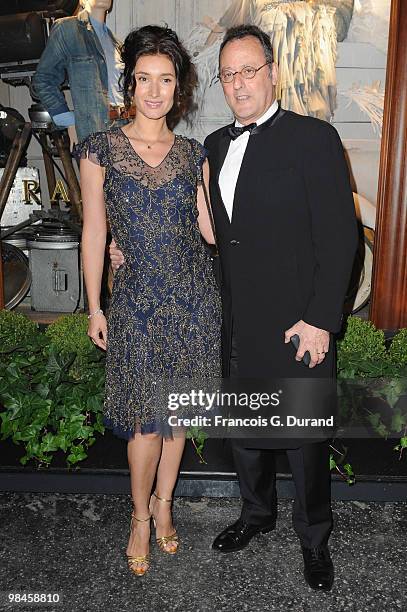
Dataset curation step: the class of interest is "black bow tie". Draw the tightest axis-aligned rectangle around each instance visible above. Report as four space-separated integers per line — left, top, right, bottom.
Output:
227 122 257 140
225 105 283 141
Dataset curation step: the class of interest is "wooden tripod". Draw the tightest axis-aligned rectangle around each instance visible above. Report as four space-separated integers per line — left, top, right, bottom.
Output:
0 122 82 309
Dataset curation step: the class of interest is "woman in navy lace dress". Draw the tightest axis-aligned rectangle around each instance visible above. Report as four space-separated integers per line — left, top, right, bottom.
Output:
77 26 221 576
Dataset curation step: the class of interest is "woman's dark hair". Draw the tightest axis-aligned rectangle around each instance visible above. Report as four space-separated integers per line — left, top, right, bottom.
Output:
219 24 274 69
121 25 197 129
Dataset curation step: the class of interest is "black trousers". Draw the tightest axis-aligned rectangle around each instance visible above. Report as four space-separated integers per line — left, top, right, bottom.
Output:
229 327 333 549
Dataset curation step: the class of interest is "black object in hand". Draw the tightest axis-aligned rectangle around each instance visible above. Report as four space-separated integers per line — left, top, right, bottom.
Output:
290 334 311 366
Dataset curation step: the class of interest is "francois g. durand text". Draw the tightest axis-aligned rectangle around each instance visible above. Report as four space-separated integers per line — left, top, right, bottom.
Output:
167 415 334 428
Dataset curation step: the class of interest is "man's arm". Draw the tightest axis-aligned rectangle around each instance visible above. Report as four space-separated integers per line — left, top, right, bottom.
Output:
302 123 358 333
284 123 357 367
197 160 216 244
109 237 124 270
32 21 73 125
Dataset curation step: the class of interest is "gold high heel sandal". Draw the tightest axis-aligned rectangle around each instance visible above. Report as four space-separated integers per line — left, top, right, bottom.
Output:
127 512 151 576
150 492 179 554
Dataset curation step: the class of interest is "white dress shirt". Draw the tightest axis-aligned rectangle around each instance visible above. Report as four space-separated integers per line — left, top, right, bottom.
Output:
219 100 279 221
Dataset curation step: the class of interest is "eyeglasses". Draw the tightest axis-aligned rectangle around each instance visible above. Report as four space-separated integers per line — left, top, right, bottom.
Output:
217 62 271 84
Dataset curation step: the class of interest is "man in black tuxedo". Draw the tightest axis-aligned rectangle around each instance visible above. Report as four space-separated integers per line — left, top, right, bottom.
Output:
203 24 357 592
109 23 358 592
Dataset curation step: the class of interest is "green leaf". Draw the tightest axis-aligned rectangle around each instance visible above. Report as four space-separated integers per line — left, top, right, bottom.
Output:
29 396 52 412
0 378 10 395
53 433 69 452
343 463 354 476
0 412 14 438
2 391 26 413
87 395 103 413
186 426 205 440
38 454 52 465
376 423 389 438
367 413 381 428
16 423 44 441
391 411 406 433
26 439 41 457
5 364 21 380
33 383 50 399
67 444 87 464
92 414 105 434
400 437 407 448
40 432 59 453
46 350 76 387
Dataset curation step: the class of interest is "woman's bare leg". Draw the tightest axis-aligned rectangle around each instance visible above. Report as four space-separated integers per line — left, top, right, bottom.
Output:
126 432 162 563
151 433 186 551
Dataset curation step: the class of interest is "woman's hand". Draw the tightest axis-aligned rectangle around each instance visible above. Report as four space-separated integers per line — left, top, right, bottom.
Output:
88 312 107 351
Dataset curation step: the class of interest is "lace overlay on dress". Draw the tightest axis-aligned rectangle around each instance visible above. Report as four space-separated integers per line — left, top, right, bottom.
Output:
75 130 222 439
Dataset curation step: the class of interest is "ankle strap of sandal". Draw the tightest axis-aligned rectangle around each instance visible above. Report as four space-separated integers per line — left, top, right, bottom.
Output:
153 492 172 503
132 512 151 522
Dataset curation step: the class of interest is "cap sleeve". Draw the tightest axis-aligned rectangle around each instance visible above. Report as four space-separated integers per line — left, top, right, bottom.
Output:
189 138 208 183
73 132 108 167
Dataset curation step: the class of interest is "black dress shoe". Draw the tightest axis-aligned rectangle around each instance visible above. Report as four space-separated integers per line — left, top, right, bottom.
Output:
302 545 334 591
212 518 276 553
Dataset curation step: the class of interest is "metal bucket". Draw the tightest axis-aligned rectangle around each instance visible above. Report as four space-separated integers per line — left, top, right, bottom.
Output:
27 221 82 312
27 221 79 250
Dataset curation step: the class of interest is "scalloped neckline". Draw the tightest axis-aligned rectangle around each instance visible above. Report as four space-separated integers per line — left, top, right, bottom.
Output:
119 128 177 169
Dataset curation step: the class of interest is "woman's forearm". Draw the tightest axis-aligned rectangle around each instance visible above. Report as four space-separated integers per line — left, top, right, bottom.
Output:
82 228 107 312
79 157 107 313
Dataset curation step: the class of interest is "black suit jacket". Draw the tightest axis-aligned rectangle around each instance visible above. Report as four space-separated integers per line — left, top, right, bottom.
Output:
204 109 358 448
205 109 358 377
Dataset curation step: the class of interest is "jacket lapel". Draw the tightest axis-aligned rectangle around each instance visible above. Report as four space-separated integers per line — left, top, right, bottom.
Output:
215 126 233 224
231 108 287 223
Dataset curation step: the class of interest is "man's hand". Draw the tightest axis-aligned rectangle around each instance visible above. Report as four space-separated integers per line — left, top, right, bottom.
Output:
284 320 330 368
109 238 125 270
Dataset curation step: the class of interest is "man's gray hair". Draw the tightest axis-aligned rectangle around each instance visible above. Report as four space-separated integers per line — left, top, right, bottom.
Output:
219 24 274 71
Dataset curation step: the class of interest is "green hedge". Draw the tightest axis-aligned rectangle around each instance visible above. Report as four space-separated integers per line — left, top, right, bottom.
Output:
0 311 406 469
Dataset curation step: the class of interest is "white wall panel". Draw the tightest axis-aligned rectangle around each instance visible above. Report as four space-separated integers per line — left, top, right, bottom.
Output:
336 42 387 69
334 122 382 140
136 0 177 30
107 0 136 40
342 139 381 204
0 81 10 107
